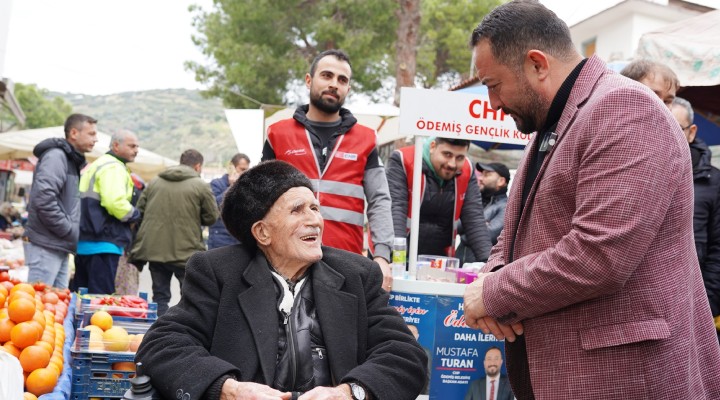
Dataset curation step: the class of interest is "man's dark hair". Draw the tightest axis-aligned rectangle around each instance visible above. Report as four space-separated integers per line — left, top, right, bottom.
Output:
179 149 204 167
309 49 352 77
435 137 470 148
230 153 250 167
485 345 502 356
620 59 679 92
222 160 314 253
64 114 98 138
469 0 576 72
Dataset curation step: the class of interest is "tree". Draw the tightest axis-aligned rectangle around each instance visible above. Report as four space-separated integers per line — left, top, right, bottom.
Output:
0 83 73 129
187 0 502 108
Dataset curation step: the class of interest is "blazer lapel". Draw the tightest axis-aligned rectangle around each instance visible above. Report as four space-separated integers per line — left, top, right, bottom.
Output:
312 260 359 383
237 254 279 386
510 56 607 260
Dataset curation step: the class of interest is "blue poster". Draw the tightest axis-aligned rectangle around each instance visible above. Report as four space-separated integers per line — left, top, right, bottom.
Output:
389 292 436 395
429 296 506 400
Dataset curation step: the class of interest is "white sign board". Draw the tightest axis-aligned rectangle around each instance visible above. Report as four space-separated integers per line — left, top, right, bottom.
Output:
224 109 264 167
399 87 531 145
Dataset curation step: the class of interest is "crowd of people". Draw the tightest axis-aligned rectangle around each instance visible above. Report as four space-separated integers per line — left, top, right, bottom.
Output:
19 0 720 399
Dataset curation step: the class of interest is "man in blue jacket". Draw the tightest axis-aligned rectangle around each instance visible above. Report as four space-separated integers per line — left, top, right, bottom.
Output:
208 153 250 249
24 114 98 288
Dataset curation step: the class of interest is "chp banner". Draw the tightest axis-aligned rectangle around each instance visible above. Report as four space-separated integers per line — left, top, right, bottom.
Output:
399 87 530 146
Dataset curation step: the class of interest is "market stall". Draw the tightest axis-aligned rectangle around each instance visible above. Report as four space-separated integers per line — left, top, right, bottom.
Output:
390 87 528 399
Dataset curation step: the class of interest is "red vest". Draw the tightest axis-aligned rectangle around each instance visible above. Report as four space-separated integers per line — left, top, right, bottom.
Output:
267 119 376 254
396 146 472 257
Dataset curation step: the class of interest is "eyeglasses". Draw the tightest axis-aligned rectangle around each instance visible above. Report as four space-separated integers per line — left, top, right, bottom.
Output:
680 124 693 131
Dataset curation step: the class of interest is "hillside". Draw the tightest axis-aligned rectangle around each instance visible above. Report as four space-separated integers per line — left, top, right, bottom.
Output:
50 89 237 166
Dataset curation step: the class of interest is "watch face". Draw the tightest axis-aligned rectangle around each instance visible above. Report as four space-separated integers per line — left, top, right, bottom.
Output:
351 383 366 400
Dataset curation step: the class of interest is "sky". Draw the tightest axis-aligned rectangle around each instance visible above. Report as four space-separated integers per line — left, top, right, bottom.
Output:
0 0 707 96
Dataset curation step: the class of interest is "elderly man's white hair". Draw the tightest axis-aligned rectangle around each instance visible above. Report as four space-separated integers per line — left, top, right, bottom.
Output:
109 130 137 150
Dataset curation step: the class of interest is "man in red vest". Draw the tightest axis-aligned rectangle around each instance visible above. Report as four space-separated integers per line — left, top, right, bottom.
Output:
386 137 492 261
263 49 394 291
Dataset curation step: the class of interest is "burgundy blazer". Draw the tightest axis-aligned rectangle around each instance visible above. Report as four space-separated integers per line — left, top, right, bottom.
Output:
481 55 720 399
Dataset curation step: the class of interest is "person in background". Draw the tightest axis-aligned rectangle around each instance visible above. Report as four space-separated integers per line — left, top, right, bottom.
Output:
476 162 510 245
670 97 720 325
386 137 492 261
620 59 678 109
465 346 513 400
208 153 250 249
462 1 720 398
24 113 98 289
73 130 141 294
262 49 394 292
457 162 511 263
135 160 427 400
114 172 146 296
131 149 219 315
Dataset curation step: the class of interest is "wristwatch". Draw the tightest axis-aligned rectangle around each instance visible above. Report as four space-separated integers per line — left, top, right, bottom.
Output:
349 382 366 400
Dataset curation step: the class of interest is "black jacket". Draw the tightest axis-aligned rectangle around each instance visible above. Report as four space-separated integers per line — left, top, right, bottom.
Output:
24 138 86 253
135 245 427 400
690 138 720 316
386 150 491 260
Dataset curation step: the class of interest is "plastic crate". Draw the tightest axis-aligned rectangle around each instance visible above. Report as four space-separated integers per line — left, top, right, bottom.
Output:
77 311 157 330
74 288 157 326
70 321 152 399
70 362 135 399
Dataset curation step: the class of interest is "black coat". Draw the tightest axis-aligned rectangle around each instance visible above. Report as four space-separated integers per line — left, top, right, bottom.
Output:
135 245 427 400
690 138 720 316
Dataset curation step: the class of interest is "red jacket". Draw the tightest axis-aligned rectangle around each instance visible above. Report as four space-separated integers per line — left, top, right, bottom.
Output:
396 146 472 256
267 119 376 254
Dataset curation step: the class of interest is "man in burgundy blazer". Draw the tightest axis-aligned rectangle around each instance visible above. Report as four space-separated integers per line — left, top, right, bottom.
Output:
463 2 720 399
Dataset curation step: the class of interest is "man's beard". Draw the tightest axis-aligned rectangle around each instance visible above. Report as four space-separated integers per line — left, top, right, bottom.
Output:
310 89 344 114
486 368 500 378
504 75 548 134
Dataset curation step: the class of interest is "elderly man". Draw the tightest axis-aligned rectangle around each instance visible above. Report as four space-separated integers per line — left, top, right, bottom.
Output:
73 130 140 294
462 1 720 399
136 160 427 400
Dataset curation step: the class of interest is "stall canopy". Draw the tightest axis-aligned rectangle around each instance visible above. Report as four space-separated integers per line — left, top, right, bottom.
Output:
637 10 720 123
0 126 177 181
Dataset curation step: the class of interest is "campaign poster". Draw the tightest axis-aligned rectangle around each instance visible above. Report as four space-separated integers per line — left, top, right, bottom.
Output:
389 291 436 395
429 296 506 400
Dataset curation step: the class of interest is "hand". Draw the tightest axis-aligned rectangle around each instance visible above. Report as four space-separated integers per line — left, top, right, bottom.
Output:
475 316 524 343
463 273 490 324
374 257 393 292
228 172 241 185
299 384 352 399
463 274 523 342
220 379 291 400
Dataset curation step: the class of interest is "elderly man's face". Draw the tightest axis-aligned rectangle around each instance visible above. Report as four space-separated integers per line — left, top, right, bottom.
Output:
258 187 323 271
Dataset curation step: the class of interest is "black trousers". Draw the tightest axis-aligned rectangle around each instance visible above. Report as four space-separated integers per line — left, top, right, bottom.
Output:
149 262 185 316
72 253 121 294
